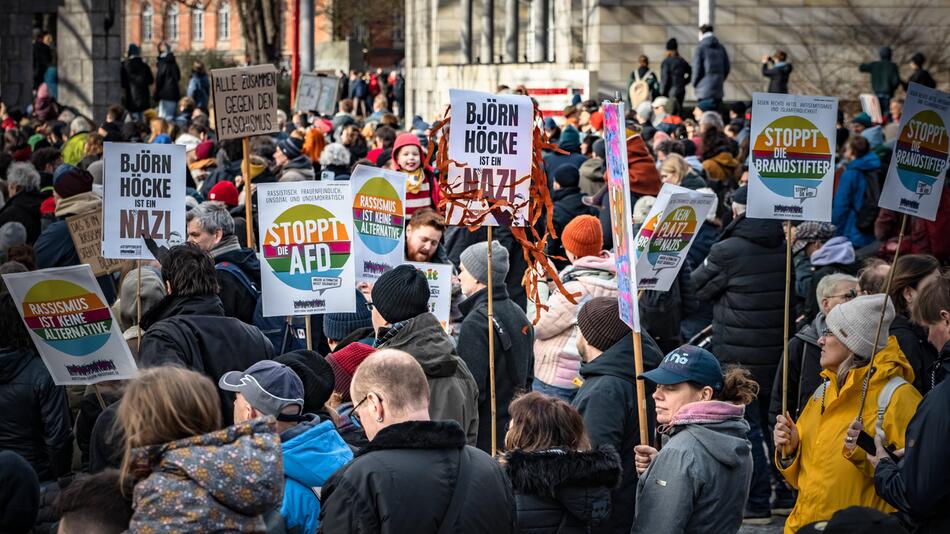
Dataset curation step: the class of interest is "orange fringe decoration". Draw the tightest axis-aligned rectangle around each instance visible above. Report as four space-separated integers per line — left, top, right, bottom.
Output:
426 103 580 324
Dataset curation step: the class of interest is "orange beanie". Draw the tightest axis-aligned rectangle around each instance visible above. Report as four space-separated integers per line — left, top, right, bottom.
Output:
562 215 603 258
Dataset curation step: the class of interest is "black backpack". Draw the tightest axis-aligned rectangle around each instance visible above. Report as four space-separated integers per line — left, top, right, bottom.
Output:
855 167 883 235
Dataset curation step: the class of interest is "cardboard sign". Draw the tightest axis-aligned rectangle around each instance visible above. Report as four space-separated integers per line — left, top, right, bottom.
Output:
211 64 280 141
860 93 884 124
257 181 356 316
633 186 717 291
101 142 187 260
445 89 533 227
408 261 453 330
350 165 407 284
1 265 137 385
748 92 838 222
879 83 950 221
66 211 133 277
295 73 339 116
603 101 641 332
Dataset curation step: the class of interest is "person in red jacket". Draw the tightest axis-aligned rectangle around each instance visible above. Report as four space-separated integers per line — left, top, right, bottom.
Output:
875 183 950 264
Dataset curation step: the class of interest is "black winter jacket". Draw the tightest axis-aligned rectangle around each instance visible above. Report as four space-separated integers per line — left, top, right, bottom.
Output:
319 420 518 534
874 342 950 534
139 294 275 425
571 335 662 534
0 347 72 482
121 57 154 112
502 446 622 534
154 53 181 102
769 313 824 426
214 246 261 325
691 214 789 393
0 191 47 244
458 286 534 454
660 54 692 101
890 314 938 394
762 61 793 94
549 187 593 271
445 226 528 310
639 262 698 351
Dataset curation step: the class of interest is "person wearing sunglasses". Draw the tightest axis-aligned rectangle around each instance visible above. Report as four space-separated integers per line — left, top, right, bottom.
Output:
319 349 517 534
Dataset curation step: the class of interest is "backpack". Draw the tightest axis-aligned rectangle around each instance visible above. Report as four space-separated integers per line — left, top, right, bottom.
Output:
855 167 883 235
215 262 306 353
629 76 651 109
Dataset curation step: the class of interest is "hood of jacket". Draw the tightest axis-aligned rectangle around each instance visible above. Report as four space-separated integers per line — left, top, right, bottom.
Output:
820 335 915 394
0 346 34 383
55 191 101 218
214 244 261 276
665 401 750 468
861 125 885 148
564 252 617 277
719 213 785 249
140 293 226 330
580 337 639 384
579 158 605 184
811 236 855 267
846 151 881 173
796 313 825 346
702 151 739 181
376 312 462 378
701 35 723 49
280 417 353 490
131 418 282 516
357 419 466 457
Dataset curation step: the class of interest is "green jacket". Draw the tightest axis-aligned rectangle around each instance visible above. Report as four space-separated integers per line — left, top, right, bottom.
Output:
62 132 88 166
859 60 901 96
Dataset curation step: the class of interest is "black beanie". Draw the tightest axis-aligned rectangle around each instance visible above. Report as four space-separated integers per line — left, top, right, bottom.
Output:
554 165 580 188
275 350 336 414
371 265 431 323
666 38 678 51
577 297 631 351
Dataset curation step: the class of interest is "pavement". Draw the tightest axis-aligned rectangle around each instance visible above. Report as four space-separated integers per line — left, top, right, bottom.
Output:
738 516 786 534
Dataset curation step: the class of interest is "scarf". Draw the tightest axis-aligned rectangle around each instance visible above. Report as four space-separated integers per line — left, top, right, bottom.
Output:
210 234 243 259
405 168 426 194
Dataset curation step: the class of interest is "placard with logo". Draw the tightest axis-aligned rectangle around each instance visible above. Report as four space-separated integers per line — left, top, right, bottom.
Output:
350 165 407 284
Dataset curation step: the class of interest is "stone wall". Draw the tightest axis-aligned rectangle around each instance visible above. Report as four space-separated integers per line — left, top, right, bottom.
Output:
0 1 60 113
57 0 124 120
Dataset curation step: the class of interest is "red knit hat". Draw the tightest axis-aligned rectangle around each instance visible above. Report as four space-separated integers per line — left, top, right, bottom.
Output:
208 181 239 207
625 135 662 196
326 342 376 402
589 111 604 131
562 215 603 259
194 139 215 161
392 132 423 169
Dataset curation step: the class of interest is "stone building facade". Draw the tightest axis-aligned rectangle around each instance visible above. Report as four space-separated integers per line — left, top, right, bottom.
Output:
405 0 950 122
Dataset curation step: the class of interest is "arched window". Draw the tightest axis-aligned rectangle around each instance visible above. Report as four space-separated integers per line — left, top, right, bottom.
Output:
217 0 230 41
165 4 179 42
141 2 153 43
192 6 204 41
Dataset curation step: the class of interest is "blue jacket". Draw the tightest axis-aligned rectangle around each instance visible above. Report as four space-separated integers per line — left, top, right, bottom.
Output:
692 35 730 101
279 417 353 534
832 152 880 248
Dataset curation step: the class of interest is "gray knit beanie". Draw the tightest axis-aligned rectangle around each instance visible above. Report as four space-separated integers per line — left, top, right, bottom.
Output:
460 240 509 286
0 222 27 255
825 294 895 359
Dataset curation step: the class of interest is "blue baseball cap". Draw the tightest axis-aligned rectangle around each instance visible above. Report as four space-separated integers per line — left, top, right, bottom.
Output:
219 360 305 419
639 345 724 391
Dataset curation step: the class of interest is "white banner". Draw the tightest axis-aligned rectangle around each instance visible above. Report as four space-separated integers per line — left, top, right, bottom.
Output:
295 73 339 116
446 89 533 227
257 181 356 316
101 142 186 260
351 165 407 284
1 265 137 385
211 64 280 141
879 83 950 222
408 262 453 330
748 92 838 221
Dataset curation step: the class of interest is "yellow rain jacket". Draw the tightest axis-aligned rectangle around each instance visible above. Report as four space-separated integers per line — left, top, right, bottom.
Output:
776 336 921 534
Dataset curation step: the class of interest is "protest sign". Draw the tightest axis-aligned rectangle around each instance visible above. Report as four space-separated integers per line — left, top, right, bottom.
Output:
748 92 838 222
295 73 339 116
879 83 950 221
860 93 884 124
603 101 641 332
408 261 452 330
633 187 717 292
101 142 186 260
445 89 533 227
211 64 280 141
350 165 407 284
67 211 133 277
1 265 137 385
257 181 356 316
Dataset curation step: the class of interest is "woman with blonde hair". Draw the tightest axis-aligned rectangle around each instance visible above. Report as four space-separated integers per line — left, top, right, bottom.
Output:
501 391 622 533
118 366 283 532
660 153 705 189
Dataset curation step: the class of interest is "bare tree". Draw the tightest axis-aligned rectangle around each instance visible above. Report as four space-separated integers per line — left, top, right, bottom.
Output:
162 0 283 64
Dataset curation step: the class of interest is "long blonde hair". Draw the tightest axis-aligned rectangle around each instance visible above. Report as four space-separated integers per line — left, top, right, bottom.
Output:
118 366 222 485
660 153 691 185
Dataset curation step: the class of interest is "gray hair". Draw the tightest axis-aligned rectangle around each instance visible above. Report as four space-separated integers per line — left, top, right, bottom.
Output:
6 162 40 192
186 201 235 236
700 111 724 132
320 143 351 167
817 273 858 300
70 117 92 135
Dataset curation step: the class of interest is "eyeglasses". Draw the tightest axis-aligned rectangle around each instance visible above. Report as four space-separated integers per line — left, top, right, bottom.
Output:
351 392 382 426
827 288 858 301
364 301 375 312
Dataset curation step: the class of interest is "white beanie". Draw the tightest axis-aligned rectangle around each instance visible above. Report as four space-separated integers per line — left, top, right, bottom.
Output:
826 294 895 359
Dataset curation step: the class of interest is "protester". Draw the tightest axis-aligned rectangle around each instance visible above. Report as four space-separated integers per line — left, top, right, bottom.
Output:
802 234 858 322
0 162 45 244
323 289 374 350
571 297 662 534
501 391 621 533
873 273 950 533
887 254 941 393
139 243 275 424
118 366 283 531
392 132 439 215
54 469 133 534
404 207 448 263
319 350 518 533
120 44 153 121
774 294 921 533
902 52 937 90
62 117 92 166
762 50 793 93
859 257 890 295
632 346 758 533
154 42 182 120
792 221 837 310
220 360 352 533
371 265 479 443
548 166 593 269
458 240 534 453
0 450 40 533
113 265 166 358
692 24 731 110
859 47 902 115
661 38 692 115
659 153 705 188
543 125 588 177
186 60 210 110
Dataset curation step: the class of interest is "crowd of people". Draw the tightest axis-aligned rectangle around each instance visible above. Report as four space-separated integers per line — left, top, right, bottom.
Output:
0 24 947 534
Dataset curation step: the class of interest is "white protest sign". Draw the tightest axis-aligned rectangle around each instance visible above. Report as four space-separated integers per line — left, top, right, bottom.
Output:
101 142 186 260
860 93 884 124
446 89 533 227
879 83 950 221
748 92 838 221
408 261 453 330
211 64 280 141
1 265 137 385
295 73 339 116
257 181 356 316
634 188 717 291
351 165 407 284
